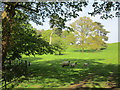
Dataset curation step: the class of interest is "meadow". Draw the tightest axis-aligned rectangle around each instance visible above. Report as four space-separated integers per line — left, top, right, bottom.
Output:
12 43 119 88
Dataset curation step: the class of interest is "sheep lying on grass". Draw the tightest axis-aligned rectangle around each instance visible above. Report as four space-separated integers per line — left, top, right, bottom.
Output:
62 61 70 67
62 61 78 68
84 63 89 67
70 62 77 68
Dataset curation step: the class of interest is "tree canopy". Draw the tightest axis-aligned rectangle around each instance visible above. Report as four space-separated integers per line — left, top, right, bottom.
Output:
70 16 109 52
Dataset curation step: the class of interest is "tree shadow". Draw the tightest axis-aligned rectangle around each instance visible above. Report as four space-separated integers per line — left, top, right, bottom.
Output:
12 58 119 88
73 48 106 53
22 57 42 62
2 57 42 88
55 54 66 55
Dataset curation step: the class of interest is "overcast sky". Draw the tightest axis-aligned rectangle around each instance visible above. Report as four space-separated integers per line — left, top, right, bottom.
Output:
30 1 119 43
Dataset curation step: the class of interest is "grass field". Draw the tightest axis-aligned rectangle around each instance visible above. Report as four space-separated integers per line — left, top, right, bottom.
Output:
13 42 119 88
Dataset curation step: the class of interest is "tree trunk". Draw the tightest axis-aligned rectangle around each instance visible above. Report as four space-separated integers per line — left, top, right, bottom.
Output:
82 48 84 53
2 3 17 65
49 31 54 45
96 48 100 51
2 20 12 65
59 51 61 55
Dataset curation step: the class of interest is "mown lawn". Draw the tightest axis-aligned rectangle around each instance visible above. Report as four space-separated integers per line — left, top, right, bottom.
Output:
13 43 119 88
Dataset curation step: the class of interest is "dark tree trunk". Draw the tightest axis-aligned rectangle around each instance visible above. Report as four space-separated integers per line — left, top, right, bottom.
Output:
2 3 17 65
59 51 61 55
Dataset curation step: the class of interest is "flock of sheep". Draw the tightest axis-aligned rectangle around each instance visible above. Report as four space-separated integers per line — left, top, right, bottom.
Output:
62 61 89 68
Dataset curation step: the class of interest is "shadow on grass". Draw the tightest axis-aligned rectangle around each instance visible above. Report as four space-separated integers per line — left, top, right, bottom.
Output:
55 54 66 55
12 58 119 88
2 57 43 88
73 48 106 53
22 57 42 62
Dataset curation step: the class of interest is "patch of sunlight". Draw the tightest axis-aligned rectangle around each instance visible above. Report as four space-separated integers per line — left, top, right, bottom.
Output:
73 68 82 71
32 59 48 62
29 84 42 88
44 78 59 82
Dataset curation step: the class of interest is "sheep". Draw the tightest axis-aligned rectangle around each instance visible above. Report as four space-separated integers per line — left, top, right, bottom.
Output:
70 62 77 67
62 61 70 67
84 63 89 67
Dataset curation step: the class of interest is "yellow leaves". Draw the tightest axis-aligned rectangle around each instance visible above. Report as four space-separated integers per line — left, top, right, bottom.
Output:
2 11 8 19
70 16 108 51
70 23 76 29
86 35 105 50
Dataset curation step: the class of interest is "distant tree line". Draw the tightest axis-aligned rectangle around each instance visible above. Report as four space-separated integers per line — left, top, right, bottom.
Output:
36 29 76 55
36 16 109 53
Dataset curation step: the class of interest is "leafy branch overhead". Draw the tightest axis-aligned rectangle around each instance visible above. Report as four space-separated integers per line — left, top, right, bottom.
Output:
89 1 120 19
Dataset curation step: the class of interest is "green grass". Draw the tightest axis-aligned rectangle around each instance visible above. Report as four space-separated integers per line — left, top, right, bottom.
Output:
14 42 119 88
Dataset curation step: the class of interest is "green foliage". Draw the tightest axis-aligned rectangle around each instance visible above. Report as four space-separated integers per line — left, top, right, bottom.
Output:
62 31 76 45
89 2 120 19
50 13 65 29
39 29 68 55
6 22 54 61
86 35 106 50
38 29 77 55
10 2 88 29
70 16 109 52
52 35 67 55
38 29 51 42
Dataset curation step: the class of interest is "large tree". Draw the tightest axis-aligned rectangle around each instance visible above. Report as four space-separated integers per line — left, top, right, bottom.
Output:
2 10 55 64
70 16 93 52
62 30 76 45
70 16 109 52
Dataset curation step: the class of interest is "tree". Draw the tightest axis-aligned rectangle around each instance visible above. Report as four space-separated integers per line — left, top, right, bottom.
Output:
89 1 120 19
86 22 109 51
70 16 94 52
38 29 51 43
70 16 109 52
2 1 118 64
86 35 107 51
0 24 2 65
2 5 56 64
52 35 67 55
2 2 88 64
5 21 55 64
40 29 67 55
62 31 76 45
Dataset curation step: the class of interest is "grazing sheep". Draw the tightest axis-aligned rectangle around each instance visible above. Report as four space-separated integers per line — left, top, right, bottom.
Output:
84 63 89 67
62 61 70 67
70 62 77 67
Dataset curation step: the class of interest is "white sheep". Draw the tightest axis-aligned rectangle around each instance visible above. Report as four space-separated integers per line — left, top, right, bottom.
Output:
62 61 70 67
84 63 89 67
70 62 77 67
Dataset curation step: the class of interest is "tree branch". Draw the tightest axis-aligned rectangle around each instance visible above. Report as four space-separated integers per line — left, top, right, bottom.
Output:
16 4 39 13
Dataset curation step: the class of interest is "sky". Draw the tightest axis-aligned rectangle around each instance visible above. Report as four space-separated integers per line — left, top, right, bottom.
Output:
30 1 119 43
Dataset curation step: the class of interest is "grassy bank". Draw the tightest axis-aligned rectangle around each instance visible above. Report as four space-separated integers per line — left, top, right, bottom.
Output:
14 42 119 88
